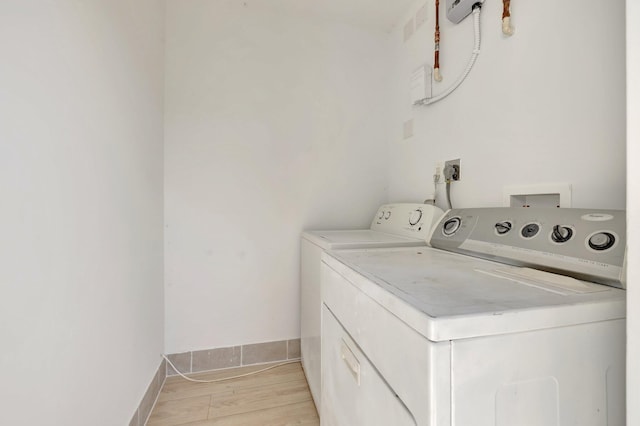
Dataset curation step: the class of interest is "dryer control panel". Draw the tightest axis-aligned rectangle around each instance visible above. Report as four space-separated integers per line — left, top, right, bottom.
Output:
430 208 626 288
371 204 444 240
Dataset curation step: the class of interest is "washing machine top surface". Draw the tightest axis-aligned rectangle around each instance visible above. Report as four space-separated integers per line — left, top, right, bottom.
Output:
322 207 627 342
302 229 424 250
302 203 444 250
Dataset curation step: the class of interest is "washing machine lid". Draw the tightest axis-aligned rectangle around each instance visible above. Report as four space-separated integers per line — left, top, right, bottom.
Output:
302 229 424 250
323 247 626 342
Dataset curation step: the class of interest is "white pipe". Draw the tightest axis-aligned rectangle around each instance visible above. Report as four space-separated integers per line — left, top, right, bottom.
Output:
419 5 482 106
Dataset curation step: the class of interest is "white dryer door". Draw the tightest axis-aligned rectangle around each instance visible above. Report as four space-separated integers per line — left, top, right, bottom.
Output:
321 305 416 426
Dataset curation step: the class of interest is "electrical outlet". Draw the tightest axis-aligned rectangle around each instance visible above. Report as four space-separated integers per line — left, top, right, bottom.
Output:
444 158 461 181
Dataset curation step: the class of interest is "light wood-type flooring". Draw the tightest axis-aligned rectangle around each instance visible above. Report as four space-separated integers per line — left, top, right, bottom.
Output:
147 361 319 426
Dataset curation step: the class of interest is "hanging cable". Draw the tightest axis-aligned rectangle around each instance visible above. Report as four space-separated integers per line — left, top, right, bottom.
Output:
417 3 482 106
502 0 514 35
445 182 453 209
162 354 299 384
424 167 441 205
434 0 443 82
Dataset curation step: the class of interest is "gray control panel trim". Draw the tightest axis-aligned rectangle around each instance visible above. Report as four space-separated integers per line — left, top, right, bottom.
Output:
430 208 626 289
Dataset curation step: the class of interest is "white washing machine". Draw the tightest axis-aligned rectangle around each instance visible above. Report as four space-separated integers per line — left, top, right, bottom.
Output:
301 203 444 411
321 207 626 426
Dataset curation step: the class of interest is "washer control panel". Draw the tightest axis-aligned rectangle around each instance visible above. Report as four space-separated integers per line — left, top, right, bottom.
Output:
430 208 626 288
371 203 444 239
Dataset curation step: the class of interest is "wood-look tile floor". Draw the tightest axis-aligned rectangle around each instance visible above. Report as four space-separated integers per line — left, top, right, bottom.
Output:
147 361 319 426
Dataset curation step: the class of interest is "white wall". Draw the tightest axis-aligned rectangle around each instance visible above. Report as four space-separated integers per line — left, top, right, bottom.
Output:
388 0 626 210
0 1 165 425
626 0 639 423
164 0 391 353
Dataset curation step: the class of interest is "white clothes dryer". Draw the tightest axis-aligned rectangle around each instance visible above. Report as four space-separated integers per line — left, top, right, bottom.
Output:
321 207 626 426
300 203 444 411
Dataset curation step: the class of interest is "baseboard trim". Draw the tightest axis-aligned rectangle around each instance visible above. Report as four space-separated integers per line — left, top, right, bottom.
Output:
165 338 301 377
129 358 166 426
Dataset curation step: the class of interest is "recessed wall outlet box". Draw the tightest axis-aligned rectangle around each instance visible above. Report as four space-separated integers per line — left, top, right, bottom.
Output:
503 183 573 208
446 0 484 24
411 65 432 105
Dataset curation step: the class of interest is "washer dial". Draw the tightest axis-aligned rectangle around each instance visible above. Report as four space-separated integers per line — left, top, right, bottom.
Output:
409 209 422 226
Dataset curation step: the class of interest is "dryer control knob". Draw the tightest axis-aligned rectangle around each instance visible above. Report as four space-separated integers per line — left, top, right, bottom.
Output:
589 232 615 251
495 221 512 235
521 223 540 238
409 209 422 226
552 225 573 243
442 217 461 236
